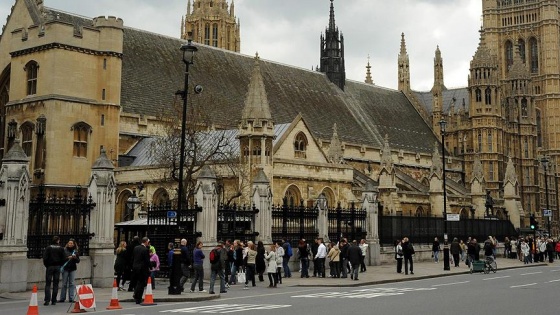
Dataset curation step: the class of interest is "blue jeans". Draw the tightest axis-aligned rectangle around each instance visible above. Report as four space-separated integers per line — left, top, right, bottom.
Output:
433 250 439 262
209 268 225 293
44 266 61 303
190 264 204 291
229 264 239 284
59 270 76 302
283 256 291 277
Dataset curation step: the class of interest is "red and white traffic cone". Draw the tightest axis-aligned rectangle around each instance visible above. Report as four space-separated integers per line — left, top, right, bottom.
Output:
26 285 39 315
140 277 157 306
106 279 122 310
70 300 86 313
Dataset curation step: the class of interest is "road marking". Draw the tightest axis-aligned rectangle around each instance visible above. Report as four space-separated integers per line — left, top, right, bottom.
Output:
161 304 290 314
520 272 542 276
483 276 510 281
546 279 560 283
431 281 469 287
551 269 560 272
510 283 537 288
292 287 435 299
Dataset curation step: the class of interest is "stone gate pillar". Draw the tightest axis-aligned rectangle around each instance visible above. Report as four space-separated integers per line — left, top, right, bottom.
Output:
252 169 272 244
362 181 380 266
87 149 117 287
316 195 329 243
0 141 31 292
195 166 218 244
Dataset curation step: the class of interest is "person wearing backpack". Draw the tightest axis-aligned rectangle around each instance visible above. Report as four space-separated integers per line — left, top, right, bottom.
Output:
282 239 292 278
209 241 227 294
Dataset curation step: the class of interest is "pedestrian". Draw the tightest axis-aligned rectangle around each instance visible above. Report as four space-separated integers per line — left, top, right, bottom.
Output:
244 242 257 289
314 238 327 278
297 239 310 278
395 239 403 273
179 238 192 292
459 239 466 262
209 241 227 294
327 242 340 277
450 237 461 267
224 240 233 284
42 235 66 306
126 236 140 292
149 246 160 290
275 241 284 284
432 237 440 263
546 239 554 263
311 238 319 277
402 237 414 275
190 241 206 293
256 241 266 282
282 239 292 278
555 239 560 260
359 239 368 272
59 239 80 303
166 242 174 283
114 241 128 291
265 244 278 287
347 240 362 280
229 240 243 285
132 237 151 304
521 239 530 264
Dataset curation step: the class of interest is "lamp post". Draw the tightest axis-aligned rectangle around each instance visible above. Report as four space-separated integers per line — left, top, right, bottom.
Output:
439 119 450 271
541 156 551 236
177 37 198 214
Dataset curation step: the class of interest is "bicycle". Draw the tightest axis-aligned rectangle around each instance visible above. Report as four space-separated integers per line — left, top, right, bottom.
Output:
483 255 497 274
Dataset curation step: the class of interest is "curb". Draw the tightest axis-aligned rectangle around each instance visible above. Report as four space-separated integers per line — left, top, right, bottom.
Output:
120 294 220 303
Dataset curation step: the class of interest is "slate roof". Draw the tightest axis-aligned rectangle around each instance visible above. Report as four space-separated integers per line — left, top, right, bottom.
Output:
414 87 470 116
44 7 439 154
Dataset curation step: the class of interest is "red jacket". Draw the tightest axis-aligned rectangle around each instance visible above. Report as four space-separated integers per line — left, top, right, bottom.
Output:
555 242 560 253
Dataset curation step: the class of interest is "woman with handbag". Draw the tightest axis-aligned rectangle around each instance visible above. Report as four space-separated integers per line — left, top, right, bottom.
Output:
395 239 404 273
265 244 278 287
59 239 80 303
327 242 340 278
244 242 257 289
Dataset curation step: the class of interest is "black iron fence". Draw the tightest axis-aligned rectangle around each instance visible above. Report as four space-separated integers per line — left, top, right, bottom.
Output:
27 185 96 258
328 202 367 243
217 203 259 242
378 212 518 245
272 198 318 245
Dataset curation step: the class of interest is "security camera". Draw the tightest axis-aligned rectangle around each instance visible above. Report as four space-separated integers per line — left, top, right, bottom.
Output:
194 85 203 94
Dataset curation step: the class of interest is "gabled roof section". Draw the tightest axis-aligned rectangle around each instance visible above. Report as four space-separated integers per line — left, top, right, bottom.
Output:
272 113 329 162
241 53 272 122
414 87 470 116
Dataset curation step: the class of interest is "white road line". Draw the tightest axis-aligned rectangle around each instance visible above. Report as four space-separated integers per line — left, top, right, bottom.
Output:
510 283 537 288
520 272 542 276
546 279 560 283
431 281 470 287
483 276 510 281
551 269 560 272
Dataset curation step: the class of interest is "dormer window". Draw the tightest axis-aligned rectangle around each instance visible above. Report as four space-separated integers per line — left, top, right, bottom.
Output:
294 132 307 159
25 61 38 95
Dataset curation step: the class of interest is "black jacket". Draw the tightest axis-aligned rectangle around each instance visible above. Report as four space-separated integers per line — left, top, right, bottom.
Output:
132 244 150 273
402 241 414 258
450 241 461 255
347 245 362 265
43 244 66 267
62 247 80 271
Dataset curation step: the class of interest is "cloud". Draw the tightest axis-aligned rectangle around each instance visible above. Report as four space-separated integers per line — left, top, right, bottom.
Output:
0 0 480 91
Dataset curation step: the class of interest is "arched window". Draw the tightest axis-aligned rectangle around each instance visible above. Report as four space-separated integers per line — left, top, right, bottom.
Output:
487 130 492 152
294 132 307 159
212 23 218 47
252 144 261 164
72 122 91 158
204 23 210 45
284 185 302 207
489 161 494 181
529 37 538 73
518 39 525 63
25 61 38 95
21 122 34 157
477 131 482 152
265 145 271 164
485 87 492 105
152 188 170 206
521 98 528 117
415 206 424 217
505 40 513 69
475 88 482 102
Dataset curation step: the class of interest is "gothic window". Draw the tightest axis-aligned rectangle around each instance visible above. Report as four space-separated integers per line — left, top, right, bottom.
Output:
72 122 91 158
294 132 307 159
475 88 482 102
415 206 424 217
524 138 529 158
489 161 494 181
487 130 492 152
524 167 530 185
505 41 513 69
226 26 231 48
536 109 542 147
265 145 271 164
35 115 46 170
212 23 218 47
204 23 210 45
521 98 528 117
284 185 302 207
21 122 34 157
529 37 539 73
25 61 38 95
252 144 261 164
518 39 525 63
485 87 492 105
0 69 9 159
477 131 482 152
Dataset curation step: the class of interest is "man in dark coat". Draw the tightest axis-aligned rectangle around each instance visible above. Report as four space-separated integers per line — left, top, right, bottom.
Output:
402 237 414 275
450 238 461 267
339 238 350 278
126 236 140 291
311 238 319 277
209 241 228 294
132 237 151 304
347 240 362 280
43 235 66 306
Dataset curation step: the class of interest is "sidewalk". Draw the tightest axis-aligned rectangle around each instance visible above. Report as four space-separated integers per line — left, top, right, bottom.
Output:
0 258 548 304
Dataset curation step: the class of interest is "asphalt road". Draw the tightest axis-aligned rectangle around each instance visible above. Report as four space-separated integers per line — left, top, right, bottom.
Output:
4 265 558 315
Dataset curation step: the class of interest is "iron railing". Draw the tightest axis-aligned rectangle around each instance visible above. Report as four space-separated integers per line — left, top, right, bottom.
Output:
327 202 367 243
272 198 318 246
217 203 259 242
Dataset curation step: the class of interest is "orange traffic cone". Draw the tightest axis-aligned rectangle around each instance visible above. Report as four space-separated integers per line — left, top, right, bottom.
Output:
70 300 86 313
106 279 122 310
140 277 157 306
26 284 39 315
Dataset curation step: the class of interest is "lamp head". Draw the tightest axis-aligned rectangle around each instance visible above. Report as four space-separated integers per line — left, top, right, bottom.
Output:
439 119 447 133
181 34 198 64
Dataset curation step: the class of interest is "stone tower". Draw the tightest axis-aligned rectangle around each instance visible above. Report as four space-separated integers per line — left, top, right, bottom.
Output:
320 0 346 91
181 0 240 52
365 55 374 84
397 33 411 92
431 46 445 134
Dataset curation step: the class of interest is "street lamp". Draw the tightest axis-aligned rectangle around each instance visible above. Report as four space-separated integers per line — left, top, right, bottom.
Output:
126 189 141 221
541 156 551 236
177 36 198 214
439 119 450 271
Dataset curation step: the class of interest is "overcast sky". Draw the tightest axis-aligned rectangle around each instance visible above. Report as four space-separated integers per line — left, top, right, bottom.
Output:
0 0 481 91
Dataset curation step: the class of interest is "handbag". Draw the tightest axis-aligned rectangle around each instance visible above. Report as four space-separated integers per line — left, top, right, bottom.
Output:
237 271 246 284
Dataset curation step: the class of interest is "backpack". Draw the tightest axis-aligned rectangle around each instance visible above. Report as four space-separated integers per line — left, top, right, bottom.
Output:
209 248 220 264
286 244 293 257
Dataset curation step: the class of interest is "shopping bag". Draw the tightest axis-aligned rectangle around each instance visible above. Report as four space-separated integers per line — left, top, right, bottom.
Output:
237 271 246 284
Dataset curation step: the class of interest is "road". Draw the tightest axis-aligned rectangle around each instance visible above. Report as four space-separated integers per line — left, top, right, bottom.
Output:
4 265 558 315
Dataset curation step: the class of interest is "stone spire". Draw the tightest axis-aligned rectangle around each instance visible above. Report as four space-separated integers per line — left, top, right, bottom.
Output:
241 53 272 123
328 0 336 31
430 142 443 175
433 45 445 89
365 55 374 84
380 134 393 169
327 123 343 163
398 33 410 91
504 156 518 184
508 44 530 80
431 46 445 135
319 0 346 90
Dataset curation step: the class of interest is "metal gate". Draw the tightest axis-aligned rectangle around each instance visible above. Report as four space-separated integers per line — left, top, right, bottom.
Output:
272 198 318 245
327 202 367 243
217 203 259 242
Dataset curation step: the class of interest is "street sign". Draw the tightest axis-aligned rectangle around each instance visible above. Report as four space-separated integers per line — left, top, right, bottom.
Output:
77 284 96 309
543 209 552 217
167 211 177 218
446 214 460 221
